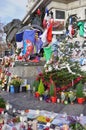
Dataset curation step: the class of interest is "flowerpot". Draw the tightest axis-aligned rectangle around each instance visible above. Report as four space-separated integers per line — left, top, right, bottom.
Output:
0 108 4 114
9 85 14 93
4 84 7 91
43 95 49 100
22 86 26 92
35 92 40 98
14 86 20 93
77 97 85 104
51 96 57 103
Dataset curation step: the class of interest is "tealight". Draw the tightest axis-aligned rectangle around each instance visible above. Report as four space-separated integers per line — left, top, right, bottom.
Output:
13 108 16 113
80 113 84 117
36 110 40 115
20 116 23 122
46 122 51 127
6 102 10 110
39 97 43 101
21 110 25 115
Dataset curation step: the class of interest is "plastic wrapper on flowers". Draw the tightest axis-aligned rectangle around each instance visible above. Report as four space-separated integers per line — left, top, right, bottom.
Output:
9 75 23 87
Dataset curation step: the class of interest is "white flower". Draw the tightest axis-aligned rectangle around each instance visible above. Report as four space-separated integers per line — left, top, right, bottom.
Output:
44 64 47 68
48 65 52 71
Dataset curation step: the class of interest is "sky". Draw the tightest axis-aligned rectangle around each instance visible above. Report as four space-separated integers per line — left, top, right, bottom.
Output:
0 0 27 25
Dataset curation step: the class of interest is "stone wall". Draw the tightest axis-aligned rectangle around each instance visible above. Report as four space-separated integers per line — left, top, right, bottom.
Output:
46 0 86 42
47 1 67 10
9 61 45 85
47 0 86 21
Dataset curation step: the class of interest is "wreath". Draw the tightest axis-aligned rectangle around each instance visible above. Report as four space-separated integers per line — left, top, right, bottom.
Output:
66 14 78 38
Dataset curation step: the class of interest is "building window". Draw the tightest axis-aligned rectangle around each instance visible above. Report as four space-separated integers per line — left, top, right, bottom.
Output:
85 9 86 19
55 10 65 19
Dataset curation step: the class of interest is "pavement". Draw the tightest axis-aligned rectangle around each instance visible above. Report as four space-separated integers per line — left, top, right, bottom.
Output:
0 91 86 116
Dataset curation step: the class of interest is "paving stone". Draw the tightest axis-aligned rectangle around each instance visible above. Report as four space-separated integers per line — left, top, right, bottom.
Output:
0 91 86 116
60 104 85 116
83 104 86 115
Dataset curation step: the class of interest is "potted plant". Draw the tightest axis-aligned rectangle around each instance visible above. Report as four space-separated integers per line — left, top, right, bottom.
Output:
49 79 57 103
43 89 49 101
32 80 40 98
32 80 39 92
76 81 85 104
37 79 45 99
0 80 2 86
0 96 6 108
9 76 22 93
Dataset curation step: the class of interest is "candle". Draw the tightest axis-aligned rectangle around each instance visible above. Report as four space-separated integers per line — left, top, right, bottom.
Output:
57 98 60 103
36 110 40 115
21 110 25 115
32 120 38 130
24 122 28 129
62 124 69 130
39 97 43 101
9 104 12 109
46 122 51 127
80 113 83 117
6 102 10 110
20 116 23 122
13 108 16 113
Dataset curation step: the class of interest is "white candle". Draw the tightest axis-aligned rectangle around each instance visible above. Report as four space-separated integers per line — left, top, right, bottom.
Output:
9 104 12 109
24 122 28 129
57 99 60 103
32 120 38 130
46 122 51 127
36 110 40 115
21 110 25 115
39 97 43 101
13 108 16 113
20 116 23 122
6 103 10 110
80 113 83 117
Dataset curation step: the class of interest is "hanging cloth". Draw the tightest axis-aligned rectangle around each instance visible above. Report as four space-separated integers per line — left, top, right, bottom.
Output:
44 45 52 61
47 22 53 43
22 30 35 55
77 22 84 37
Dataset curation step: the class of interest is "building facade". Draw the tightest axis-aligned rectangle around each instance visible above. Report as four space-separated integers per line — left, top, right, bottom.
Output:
22 0 86 41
